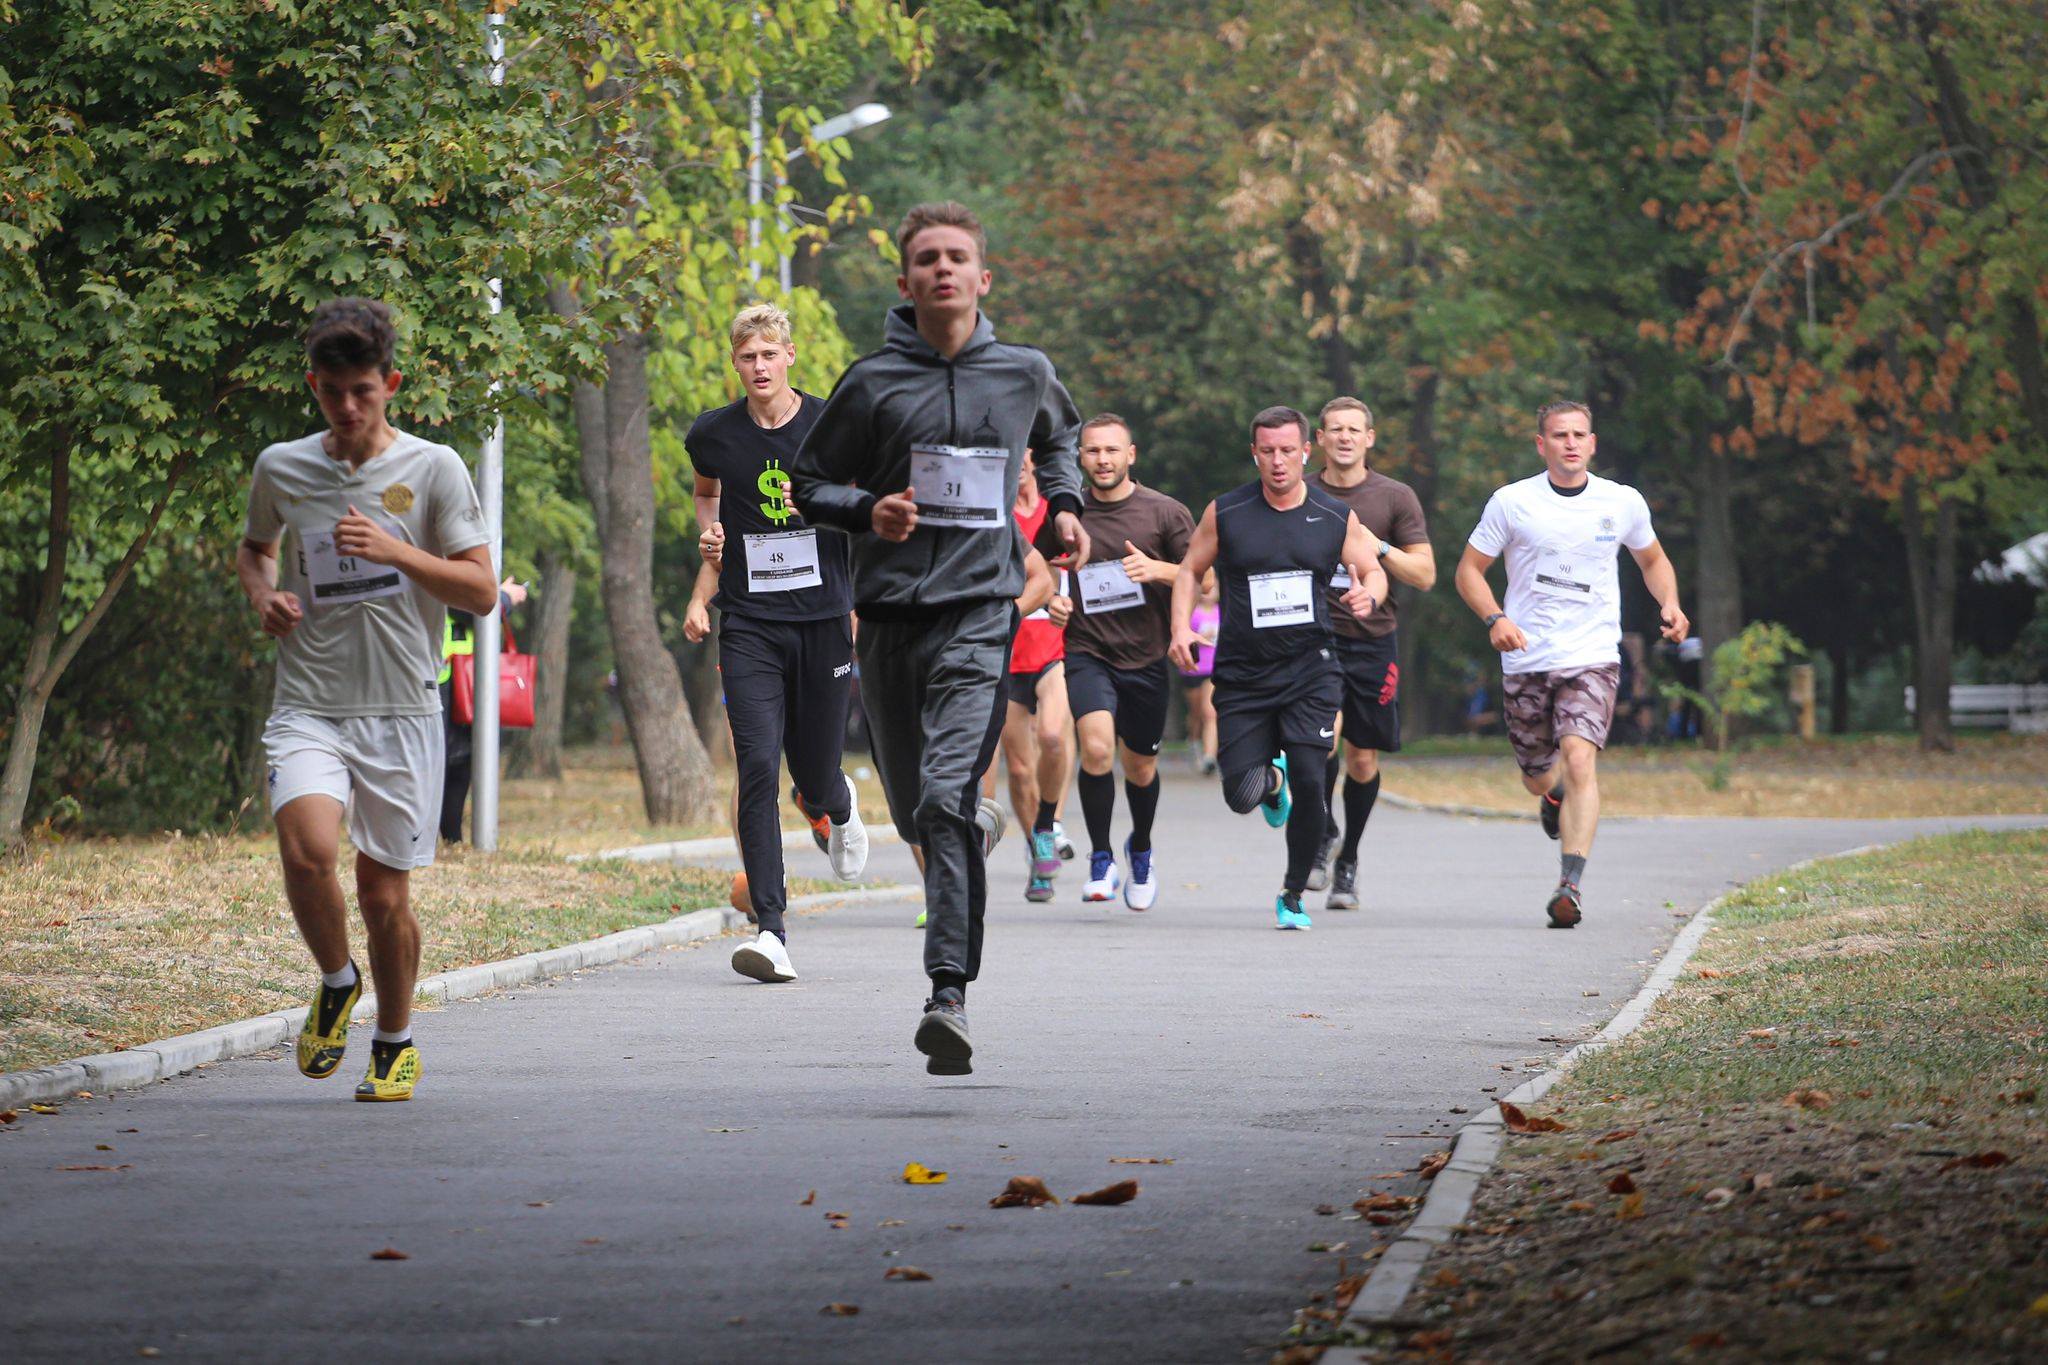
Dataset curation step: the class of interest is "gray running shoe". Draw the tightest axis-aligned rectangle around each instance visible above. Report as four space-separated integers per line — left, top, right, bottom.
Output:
915 996 972 1075
1326 857 1360 910
974 796 1006 859
1305 830 1339 891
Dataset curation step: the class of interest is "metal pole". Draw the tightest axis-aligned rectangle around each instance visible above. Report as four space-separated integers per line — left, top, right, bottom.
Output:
747 77 764 283
777 172 792 295
473 7 508 851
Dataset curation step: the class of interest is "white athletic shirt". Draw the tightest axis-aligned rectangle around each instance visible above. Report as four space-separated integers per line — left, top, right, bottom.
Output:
1467 472 1656 676
244 430 490 718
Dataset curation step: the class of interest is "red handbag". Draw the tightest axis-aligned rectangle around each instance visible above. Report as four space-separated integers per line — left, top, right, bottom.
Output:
452 621 536 729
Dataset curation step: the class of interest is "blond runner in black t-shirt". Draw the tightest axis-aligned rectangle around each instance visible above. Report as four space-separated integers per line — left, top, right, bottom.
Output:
1062 414 1194 911
684 304 869 986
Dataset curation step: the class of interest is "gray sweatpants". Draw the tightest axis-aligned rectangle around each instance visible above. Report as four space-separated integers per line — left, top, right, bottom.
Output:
856 598 1013 986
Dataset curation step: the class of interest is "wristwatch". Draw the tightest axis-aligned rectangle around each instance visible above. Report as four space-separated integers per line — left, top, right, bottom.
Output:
1483 612 1506 628
1377 540 1392 558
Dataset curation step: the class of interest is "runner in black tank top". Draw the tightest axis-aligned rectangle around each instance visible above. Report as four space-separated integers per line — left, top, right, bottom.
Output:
1171 406 1388 930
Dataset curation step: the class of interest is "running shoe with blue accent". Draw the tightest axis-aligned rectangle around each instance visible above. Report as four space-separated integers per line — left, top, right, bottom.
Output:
1081 849 1122 903
1123 836 1158 911
1261 755 1292 829
1028 827 1060 878
1025 872 1055 902
1274 891 1312 931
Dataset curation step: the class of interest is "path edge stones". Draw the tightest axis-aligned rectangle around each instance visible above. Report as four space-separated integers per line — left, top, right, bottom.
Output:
0 883 919 1111
1328 843 1886 1351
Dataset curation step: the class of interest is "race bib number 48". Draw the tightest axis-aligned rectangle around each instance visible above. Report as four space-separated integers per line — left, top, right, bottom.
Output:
1248 570 1314 628
909 445 1008 529
303 530 405 606
744 529 824 593
1076 559 1143 614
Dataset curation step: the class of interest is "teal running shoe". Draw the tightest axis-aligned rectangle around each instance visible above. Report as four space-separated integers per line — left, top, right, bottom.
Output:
1028 828 1060 878
1261 754 1292 829
1274 891 1312 930
1025 871 1054 902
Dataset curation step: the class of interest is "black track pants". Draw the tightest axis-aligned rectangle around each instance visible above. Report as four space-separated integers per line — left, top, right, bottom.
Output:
720 612 855 936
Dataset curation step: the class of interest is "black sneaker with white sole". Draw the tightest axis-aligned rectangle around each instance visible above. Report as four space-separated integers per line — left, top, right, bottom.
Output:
915 995 973 1075
1325 857 1360 910
1305 830 1338 892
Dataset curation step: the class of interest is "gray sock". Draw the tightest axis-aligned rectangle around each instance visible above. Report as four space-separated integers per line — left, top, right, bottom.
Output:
1561 853 1587 885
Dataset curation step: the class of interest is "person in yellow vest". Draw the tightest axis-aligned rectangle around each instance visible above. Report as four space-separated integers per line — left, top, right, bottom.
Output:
438 577 527 842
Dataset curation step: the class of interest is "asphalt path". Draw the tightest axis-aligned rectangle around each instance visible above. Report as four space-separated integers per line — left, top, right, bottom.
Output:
2 773 2037 1363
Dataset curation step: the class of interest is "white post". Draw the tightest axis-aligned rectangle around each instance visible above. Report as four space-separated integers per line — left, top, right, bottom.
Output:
777 170 792 295
473 7 508 851
747 77 764 283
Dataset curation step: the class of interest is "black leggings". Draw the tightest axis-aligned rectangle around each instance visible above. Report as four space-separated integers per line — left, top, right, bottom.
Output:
1222 742 1330 894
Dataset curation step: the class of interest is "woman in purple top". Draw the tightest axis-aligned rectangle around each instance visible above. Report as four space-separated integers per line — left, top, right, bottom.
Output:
1180 572 1220 773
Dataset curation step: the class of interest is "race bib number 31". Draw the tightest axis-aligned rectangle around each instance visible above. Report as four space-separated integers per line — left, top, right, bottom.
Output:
744 529 824 593
1076 560 1144 614
909 445 1008 529
1248 570 1315 628
304 531 405 606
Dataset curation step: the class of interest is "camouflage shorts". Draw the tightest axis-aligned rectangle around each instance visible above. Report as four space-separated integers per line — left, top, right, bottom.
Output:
1502 664 1620 777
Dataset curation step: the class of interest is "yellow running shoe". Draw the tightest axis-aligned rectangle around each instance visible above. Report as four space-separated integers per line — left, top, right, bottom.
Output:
296 967 362 1079
354 1042 421 1102
914 908 927 928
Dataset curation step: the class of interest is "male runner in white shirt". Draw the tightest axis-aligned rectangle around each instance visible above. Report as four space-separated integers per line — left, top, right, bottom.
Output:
1455 400 1688 928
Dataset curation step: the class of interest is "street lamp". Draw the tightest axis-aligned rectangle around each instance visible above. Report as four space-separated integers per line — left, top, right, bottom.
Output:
776 103 891 292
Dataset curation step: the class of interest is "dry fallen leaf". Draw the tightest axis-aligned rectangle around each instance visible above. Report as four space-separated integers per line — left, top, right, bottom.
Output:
1802 1185 1846 1202
1499 1101 1568 1133
1702 1187 1737 1206
1416 1151 1450 1180
1109 1157 1173 1165
526 1201 551 1208
1353 1193 1420 1213
370 1248 410 1261
800 1190 816 1206
2027 1292 2048 1317
1615 1192 1645 1220
1748 1172 1775 1193
56 1164 130 1172
1697 968 1727 978
30 1104 58 1114
1863 1233 1894 1254
1595 1128 1638 1145
884 1266 933 1281
1689 1332 1728 1349
1939 1151 2012 1172
1784 1089 1834 1111
819 1303 860 1316
878 1219 906 1228
0 1110 17 1124
1607 1171 1637 1194
1800 1210 1850 1233
1565 1199 1597 1213
1071 1180 1139 1206
903 1162 948 1185
1745 1028 1777 1039
1427 1268 1462 1289
989 1176 1059 1208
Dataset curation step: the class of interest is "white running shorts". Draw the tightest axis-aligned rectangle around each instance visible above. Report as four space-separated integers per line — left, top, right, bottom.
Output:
263 710 445 870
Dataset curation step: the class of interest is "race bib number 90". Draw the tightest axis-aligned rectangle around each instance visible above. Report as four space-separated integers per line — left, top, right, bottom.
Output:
909 445 1008 530
303 530 405 607
1248 570 1315 628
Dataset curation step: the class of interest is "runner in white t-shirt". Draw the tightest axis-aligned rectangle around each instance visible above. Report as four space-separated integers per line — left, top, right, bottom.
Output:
1454 400 1688 929
236 298 500 1103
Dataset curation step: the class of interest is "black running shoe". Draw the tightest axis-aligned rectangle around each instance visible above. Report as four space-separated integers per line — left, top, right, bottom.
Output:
1326 857 1360 910
1539 789 1563 841
915 997 973 1076
1546 881 1582 928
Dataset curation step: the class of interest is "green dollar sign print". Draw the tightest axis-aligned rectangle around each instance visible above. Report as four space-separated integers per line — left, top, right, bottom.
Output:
758 459 795 524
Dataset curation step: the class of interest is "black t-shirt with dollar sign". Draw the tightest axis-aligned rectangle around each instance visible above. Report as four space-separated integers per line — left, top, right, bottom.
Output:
684 393 852 622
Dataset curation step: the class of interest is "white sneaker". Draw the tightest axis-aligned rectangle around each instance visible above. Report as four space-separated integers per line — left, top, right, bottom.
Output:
1081 849 1122 903
1122 837 1158 911
1052 820 1076 861
827 789 869 880
731 932 797 983
974 796 1007 859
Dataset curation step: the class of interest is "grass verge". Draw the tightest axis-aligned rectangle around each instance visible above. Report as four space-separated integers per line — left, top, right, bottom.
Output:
1362 828 2048 1362
0 834 828 1075
1383 732 2048 819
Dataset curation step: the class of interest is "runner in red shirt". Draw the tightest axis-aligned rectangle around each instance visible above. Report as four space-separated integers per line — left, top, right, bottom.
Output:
999 452 1076 901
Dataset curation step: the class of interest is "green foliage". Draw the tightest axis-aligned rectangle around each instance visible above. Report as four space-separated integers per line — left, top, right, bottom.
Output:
1663 621 1810 777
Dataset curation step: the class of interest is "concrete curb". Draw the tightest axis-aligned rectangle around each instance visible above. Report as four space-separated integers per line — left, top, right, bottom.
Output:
1378 791 1534 822
1329 843 1886 1348
0 883 920 1111
574 824 903 864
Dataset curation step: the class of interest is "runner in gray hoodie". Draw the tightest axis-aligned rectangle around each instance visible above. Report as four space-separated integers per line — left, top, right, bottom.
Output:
791 201 1089 1075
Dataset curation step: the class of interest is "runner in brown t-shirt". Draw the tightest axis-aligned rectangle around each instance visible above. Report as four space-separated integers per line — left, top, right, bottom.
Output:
1064 414 1195 911
1306 397 1436 909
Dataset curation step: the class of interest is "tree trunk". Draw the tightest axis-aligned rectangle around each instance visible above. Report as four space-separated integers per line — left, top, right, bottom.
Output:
553 306 716 825
1899 477 1956 752
2 442 187 845
1397 366 1440 734
1693 432 1743 681
508 549 575 781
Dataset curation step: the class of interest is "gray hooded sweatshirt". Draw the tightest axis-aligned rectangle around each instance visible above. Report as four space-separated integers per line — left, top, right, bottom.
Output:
790 304 1083 617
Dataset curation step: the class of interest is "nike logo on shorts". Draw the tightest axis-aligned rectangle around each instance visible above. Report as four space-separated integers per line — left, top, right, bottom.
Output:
1319 727 1335 738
